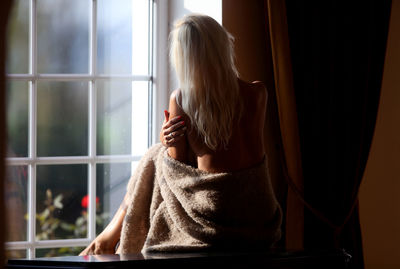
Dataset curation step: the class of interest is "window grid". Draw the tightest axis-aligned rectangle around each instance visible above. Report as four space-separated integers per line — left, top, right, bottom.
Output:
88 0 97 246
5 0 153 258
7 74 152 81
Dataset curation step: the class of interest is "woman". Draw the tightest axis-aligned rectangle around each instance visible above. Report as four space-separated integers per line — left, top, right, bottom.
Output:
80 14 281 255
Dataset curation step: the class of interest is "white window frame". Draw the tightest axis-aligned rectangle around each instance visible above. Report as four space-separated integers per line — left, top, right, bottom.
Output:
4 0 168 259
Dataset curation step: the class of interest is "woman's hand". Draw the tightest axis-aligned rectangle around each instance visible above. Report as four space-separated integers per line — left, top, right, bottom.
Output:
160 110 186 147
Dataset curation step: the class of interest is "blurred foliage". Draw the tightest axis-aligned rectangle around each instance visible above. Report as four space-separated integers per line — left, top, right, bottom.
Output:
34 189 108 257
35 189 64 240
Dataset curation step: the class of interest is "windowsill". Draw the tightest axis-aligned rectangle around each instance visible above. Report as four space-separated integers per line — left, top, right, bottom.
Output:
7 249 351 269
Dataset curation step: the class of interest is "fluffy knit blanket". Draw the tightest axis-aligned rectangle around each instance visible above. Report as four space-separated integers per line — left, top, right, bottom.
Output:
118 143 282 254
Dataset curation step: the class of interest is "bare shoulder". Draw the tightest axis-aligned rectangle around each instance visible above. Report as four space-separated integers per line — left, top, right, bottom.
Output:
168 89 185 117
169 89 179 107
251 80 268 101
238 79 268 107
170 89 180 100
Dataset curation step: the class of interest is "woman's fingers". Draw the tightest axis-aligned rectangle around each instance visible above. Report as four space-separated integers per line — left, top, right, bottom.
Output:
165 127 186 140
164 110 170 121
161 116 183 135
163 125 186 146
160 114 186 147
163 115 183 129
163 120 185 136
164 132 185 146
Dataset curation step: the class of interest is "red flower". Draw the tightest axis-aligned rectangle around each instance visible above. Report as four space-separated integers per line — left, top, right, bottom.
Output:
81 195 99 208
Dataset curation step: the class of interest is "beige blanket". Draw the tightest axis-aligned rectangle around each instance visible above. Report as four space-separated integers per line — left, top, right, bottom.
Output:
119 143 282 254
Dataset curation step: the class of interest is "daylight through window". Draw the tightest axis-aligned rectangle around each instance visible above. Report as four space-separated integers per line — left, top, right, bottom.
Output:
5 0 153 259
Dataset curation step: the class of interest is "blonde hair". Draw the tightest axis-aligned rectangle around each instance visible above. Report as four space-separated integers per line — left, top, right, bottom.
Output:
170 14 242 151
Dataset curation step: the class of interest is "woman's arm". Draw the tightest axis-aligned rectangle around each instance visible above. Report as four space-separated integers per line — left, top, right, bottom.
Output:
160 110 186 147
165 90 188 163
79 193 129 255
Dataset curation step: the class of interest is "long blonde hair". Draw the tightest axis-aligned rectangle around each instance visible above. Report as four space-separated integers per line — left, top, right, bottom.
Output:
170 14 242 151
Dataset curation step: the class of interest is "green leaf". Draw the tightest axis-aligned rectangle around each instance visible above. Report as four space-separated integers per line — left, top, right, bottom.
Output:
60 222 75 231
41 222 49 231
76 216 86 226
50 222 59 231
40 208 50 220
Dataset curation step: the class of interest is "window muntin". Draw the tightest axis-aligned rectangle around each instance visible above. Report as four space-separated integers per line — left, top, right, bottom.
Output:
5 0 153 259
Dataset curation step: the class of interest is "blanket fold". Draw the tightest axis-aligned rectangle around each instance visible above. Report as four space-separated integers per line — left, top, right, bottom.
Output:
119 143 282 254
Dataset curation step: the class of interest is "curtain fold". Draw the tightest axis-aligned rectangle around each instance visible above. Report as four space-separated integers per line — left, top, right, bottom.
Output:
266 0 392 268
265 0 304 250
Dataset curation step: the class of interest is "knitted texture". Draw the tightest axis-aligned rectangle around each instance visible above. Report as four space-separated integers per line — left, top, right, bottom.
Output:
118 143 282 254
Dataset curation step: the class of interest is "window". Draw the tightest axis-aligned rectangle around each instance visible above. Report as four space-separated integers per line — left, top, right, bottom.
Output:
5 0 153 258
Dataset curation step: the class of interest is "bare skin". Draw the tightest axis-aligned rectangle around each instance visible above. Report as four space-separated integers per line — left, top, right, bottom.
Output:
164 78 268 172
79 194 129 255
79 110 188 257
160 110 187 147
80 78 266 255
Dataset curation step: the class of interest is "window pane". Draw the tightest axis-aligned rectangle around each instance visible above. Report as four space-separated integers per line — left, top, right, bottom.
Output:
5 165 28 242
37 81 88 157
96 163 132 235
6 0 29 74
132 0 150 75
97 81 132 155
37 0 89 74
6 81 29 157
36 165 87 240
36 247 85 258
6 249 27 260
97 0 132 74
132 81 149 156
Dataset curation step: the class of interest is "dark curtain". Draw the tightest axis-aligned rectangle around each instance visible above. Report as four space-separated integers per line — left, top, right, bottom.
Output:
284 0 392 268
264 0 305 250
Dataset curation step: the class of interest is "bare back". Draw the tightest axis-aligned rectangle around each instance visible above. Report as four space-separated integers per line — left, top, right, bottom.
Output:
167 78 268 173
